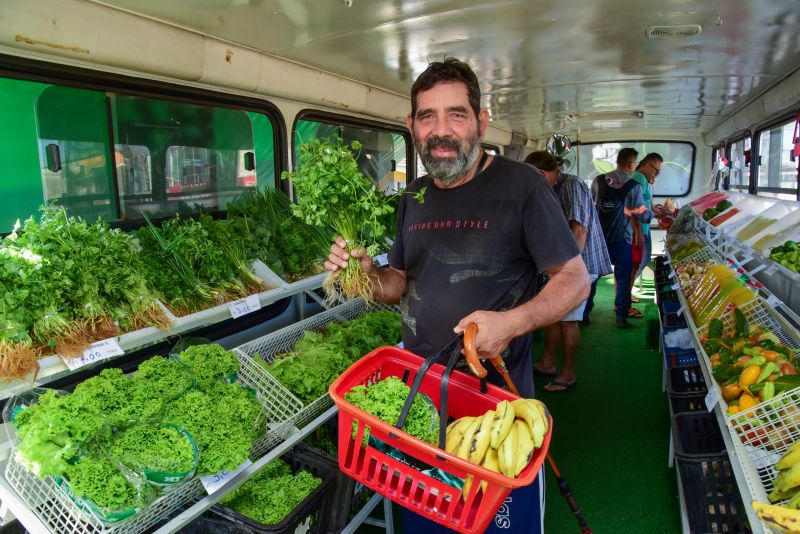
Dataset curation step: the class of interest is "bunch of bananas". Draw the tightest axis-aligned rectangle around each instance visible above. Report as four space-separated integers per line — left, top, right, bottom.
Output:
753 441 800 532
444 398 550 500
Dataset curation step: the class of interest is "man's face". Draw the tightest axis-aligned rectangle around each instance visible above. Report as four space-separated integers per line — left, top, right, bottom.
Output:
407 81 488 184
642 159 662 182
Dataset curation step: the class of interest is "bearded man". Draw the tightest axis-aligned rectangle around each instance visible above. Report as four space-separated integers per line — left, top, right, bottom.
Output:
326 56 588 534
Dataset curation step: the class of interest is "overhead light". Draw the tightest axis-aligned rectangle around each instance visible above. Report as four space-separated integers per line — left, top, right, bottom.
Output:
646 25 702 40
555 111 645 122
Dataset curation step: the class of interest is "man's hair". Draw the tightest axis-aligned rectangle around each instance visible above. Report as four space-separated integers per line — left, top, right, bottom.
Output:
410 58 481 119
617 147 639 166
636 152 664 170
524 151 558 172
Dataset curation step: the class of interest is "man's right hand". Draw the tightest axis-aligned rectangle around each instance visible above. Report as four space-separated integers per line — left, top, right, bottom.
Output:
324 236 376 275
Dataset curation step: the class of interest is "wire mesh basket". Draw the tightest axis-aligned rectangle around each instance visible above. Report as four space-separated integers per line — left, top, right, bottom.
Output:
2 350 296 534
675 245 721 267
235 299 399 431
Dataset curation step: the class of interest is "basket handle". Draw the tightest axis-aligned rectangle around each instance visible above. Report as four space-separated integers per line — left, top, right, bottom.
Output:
395 334 463 449
464 323 520 396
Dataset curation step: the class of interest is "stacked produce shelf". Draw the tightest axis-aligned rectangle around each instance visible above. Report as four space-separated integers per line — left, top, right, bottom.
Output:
660 209 800 533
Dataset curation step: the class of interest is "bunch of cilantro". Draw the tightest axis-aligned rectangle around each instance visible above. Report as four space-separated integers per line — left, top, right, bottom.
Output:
219 457 321 525
263 310 402 403
281 137 395 302
0 207 167 366
344 376 438 445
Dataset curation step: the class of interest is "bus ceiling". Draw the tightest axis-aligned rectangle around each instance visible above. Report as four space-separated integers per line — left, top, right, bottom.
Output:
1 0 800 145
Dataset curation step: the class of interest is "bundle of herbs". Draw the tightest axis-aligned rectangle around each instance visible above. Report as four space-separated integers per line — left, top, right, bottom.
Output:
226 187 331 281
281 137 396 303
137 213 266 316
0 207 168 372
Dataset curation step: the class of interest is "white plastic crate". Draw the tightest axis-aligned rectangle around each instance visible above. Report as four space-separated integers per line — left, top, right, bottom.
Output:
1 350 295 534
235 299 398 430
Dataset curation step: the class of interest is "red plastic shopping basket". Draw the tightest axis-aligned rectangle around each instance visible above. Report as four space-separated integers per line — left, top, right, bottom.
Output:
328 344 552 533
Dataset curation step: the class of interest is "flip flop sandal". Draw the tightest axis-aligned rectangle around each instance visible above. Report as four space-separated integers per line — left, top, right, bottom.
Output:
628 308 644 318
544 380 576 392
533 365 557 377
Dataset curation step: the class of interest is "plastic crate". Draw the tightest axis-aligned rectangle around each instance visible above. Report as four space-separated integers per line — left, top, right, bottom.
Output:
205 444 337 534
667 366 707 397
664 346 699 369
669 394 707 414
660 300 683 314
662 312 688 330
656 289 678 303
672 413 750 533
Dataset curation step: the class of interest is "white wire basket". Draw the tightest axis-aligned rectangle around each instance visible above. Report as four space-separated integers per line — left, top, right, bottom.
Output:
675 245 721 267
2 350 298 534
235 298 399 430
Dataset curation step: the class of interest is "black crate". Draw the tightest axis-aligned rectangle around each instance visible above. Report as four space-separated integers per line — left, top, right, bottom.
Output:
664 346 699 369
662 312 688 330
669 394 707 414
203 444 338 534
667 366 707 397
672 412 751 533
656 289 679 304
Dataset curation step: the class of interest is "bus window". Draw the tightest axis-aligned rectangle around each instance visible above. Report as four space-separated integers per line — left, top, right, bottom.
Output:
112 95 275 219
728 136 751 191
575 141 695 197
295 118 409 193
37 85 117 222
756 119 799 201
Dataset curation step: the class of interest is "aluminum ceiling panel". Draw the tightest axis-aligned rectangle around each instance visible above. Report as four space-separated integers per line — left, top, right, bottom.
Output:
96 0 800 139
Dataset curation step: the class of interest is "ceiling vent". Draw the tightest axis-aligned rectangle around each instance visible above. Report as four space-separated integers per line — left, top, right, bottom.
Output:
646 24 702 40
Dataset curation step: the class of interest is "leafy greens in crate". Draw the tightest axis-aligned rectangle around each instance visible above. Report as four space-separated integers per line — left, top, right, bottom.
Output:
259 310 402 404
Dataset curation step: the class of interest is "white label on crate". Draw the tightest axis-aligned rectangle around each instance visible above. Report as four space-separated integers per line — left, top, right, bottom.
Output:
767 295 784 309
745 445 782 470
62 339 124 371
765 264 781 276
664 258 671 266
705 225 713 240
671 283 680 291
748 264 767 276
668 270 677 279
705 385 721 412
200 459 252 495
228 295 261 319
676 306 684 317
374 253 389 267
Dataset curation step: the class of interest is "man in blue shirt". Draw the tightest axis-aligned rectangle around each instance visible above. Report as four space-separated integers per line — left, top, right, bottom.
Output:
630 153 663 304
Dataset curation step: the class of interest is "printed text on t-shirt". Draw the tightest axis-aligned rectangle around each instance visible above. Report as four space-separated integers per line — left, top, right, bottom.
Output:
407 219 490 232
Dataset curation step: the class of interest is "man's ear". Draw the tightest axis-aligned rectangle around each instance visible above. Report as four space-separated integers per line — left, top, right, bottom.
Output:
478 109 490 137
406 114 413 132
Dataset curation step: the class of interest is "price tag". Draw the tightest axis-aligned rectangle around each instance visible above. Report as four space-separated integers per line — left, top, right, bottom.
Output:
671 282 680 291
705 384 721 412
765 264 781 276
228 295 261 319
738 255 755 265
374 253 389 267
63 338 124 371
200 459 252 495
668 270 677 279
767 294 784 309
664 258 671 266
748 264 767 276
705 224 713 241
676 306 684 317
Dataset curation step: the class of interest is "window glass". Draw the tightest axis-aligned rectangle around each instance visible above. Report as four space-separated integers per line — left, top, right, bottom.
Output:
112 95 276 219
728 136 751 190
295 119 408 193
37 85 117 222
575 141 694 196
756 120 798 201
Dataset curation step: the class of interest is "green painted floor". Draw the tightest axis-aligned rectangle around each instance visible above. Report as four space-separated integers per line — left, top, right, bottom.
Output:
536 274 682 533
357 273 683 533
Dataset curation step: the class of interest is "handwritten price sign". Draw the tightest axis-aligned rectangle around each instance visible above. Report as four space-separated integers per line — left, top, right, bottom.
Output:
228 295 261 319
62 339 124 371
200 459 252 494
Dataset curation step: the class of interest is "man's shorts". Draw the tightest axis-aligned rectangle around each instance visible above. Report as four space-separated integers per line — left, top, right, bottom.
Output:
562 274 599 321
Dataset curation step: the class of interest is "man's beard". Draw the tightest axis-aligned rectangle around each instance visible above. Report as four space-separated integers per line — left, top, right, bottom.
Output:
416 131 482 185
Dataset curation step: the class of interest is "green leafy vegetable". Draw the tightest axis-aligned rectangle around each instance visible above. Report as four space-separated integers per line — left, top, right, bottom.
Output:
344 376 438 445
63 457 140 511
110 425 195 474
281 137 395 302
177 344 240 389
219 458 321 525
133 356 194 399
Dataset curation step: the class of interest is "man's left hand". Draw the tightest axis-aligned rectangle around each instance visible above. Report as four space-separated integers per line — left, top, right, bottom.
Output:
454 311 520 358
